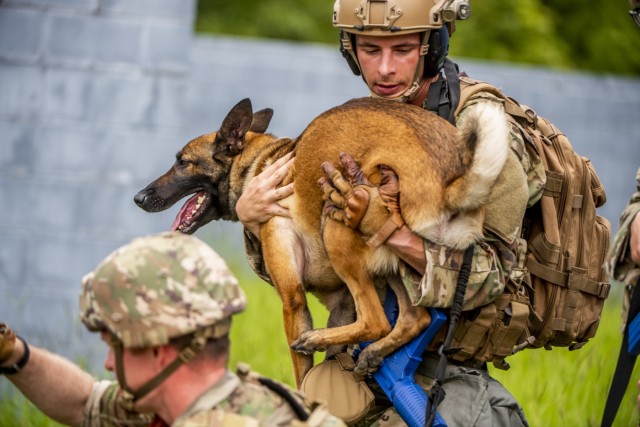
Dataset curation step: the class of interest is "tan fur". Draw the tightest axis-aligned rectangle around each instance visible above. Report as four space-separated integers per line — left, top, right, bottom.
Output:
135 97 509 387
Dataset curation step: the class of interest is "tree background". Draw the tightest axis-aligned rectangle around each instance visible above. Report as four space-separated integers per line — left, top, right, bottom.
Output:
196 0 640 76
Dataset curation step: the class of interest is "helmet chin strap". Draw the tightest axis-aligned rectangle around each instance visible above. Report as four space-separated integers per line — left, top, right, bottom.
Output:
110 321 232 412
113 340 189 412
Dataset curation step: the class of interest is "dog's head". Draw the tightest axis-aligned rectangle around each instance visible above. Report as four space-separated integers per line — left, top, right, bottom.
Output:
134 98 273 234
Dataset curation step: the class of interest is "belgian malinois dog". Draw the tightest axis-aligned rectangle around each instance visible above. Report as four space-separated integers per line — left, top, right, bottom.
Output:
134 97 509 387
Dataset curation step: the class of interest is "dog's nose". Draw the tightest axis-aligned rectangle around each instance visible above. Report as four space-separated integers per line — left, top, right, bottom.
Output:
134 192 148 206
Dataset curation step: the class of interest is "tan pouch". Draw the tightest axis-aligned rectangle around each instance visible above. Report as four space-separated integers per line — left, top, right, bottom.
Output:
300 353 375 424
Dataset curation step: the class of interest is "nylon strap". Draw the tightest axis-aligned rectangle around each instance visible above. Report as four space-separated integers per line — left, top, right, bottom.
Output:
601 281 640 427
366 212 405 249
424 59 460 125
425 245 475 427
112 320 232 410
258 377 309 421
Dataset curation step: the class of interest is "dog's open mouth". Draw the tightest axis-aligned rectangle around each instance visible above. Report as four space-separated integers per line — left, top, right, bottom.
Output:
171 190 212 234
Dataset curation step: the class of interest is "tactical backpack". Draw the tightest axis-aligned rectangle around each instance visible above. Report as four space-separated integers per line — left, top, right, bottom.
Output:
443 77 611 366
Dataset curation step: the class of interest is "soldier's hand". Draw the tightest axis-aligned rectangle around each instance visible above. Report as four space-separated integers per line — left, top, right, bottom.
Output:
0 323 17 365
318 152 403 242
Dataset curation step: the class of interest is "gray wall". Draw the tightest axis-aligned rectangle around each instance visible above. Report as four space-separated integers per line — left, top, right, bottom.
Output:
1 0 639 372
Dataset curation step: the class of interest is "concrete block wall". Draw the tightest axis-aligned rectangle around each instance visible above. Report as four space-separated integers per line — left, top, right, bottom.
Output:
0 0 198 369
1 0 639 374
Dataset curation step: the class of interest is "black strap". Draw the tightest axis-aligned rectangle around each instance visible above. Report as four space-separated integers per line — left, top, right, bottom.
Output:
424 59 461 126
425 245 475 427
602 282 640 427
443 59 461 124
258 377 309 421
0 336 30 375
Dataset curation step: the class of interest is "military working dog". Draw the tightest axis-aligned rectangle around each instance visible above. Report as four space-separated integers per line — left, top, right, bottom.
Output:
134 97 509 387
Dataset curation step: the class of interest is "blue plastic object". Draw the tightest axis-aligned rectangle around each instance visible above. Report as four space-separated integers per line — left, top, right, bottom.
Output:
628 313 640 355
360 290 448 427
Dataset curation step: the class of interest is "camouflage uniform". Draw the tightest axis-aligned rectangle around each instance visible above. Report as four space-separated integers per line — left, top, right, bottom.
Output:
607 167 640 328
83 367 344 427
244 93 544 426
78 232 345 427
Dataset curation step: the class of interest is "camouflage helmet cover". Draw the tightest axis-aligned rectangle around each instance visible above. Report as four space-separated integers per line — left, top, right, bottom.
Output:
80 232 246 348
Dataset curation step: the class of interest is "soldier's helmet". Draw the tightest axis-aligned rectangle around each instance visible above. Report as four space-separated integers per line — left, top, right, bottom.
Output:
333 0 471 82
80 232 246 348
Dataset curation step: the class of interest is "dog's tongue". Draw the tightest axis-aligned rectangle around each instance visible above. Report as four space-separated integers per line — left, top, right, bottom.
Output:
171 191 206 232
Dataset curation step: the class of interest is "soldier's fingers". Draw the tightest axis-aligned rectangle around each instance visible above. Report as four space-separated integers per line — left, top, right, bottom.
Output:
327 170 353 196
321 161 338 177
267 156 294 186
273 182 294 201
319 177 344 205
323 204 346 224
270 204 291 218
340 152 370 185
379 165 400 200
269 152 294 171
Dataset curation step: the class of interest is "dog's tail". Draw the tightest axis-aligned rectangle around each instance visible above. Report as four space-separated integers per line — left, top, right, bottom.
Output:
444 102 509 212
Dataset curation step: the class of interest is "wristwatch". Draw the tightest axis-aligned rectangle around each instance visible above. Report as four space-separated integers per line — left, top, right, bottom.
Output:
0 336 30 375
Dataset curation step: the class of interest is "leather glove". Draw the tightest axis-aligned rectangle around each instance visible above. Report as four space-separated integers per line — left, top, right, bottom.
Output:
0 323 16 365
319 152 404 248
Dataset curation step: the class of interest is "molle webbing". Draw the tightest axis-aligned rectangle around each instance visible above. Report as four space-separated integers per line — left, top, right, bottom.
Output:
454 76 611 360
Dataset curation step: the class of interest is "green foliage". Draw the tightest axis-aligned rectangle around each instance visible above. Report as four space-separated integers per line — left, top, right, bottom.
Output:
2 280 639 426
196 0 640 76
196 0 333 43
0 387 65 427
449 0 571 68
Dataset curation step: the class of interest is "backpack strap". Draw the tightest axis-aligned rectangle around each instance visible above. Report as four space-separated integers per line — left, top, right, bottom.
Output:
456 77 536 127
258 376 310 421
426 245 475 426
425 58 461 125
601 279 640 427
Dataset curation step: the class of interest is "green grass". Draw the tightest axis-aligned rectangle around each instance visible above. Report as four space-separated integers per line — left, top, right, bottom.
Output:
2 278 639 426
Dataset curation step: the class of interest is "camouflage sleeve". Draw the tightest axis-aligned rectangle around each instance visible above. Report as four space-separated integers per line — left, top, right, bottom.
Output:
398 236 524 311
607 168 640 327
607 167 640 287
243 228 274 285
82 380 153 427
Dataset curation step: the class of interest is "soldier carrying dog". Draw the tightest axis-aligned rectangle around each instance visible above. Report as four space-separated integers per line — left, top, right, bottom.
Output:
237 1 550 426
0 232 346 427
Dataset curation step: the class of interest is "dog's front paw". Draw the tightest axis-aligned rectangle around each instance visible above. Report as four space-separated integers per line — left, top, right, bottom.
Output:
354 347 384 376
291 329 326 355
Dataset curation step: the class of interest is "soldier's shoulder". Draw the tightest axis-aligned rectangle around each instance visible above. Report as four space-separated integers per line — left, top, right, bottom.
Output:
178 408 261 427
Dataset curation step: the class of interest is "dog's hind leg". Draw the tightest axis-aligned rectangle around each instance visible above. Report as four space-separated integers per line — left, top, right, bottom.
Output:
291 221 391 353
354 274 432 375
260 218 314 389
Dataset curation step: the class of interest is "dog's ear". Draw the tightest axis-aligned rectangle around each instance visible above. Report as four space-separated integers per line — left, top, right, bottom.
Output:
250 108 273 134
219 98 254 156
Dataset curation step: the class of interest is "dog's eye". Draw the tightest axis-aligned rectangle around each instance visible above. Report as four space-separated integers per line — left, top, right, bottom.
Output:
176 158 190 168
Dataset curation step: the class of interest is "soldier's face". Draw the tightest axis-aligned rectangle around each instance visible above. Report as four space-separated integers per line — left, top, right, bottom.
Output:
356 33 423 99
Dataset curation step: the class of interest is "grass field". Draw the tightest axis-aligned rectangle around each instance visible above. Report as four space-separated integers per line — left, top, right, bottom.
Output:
2 275 640 427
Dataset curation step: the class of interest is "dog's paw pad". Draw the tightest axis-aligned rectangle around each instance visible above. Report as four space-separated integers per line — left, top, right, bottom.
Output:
355 350 384 375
